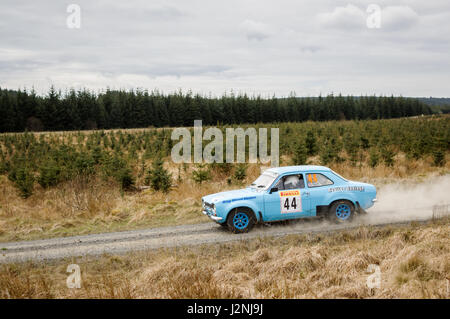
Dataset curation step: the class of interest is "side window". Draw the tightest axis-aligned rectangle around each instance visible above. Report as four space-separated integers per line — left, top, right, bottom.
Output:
274 178 284 190
277 174 305 190
306 173 333 188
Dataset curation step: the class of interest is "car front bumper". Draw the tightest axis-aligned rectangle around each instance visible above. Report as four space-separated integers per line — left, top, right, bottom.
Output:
202 210 223 222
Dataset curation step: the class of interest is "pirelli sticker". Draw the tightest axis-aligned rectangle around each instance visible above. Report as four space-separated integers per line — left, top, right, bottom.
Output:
280 189 302 214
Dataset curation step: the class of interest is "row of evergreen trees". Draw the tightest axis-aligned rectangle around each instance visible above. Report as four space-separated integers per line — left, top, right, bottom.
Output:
0 87 432 132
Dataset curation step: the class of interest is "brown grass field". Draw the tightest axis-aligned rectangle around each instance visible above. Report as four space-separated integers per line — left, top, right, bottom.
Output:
0 218 448 298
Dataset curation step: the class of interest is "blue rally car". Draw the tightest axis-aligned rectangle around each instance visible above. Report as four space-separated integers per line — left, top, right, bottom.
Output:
202 165 377 233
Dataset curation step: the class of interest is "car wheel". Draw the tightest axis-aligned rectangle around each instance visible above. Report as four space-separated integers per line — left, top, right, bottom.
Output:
227 208 255 233
328 200 354 223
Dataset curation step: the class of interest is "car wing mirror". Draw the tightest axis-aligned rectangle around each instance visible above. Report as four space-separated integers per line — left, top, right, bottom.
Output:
270 187 278 194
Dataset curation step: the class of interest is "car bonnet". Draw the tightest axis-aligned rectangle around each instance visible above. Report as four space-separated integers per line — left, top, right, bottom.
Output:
202 188 259 204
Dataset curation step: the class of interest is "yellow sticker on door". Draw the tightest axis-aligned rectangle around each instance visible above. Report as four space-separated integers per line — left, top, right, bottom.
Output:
280 190 302 213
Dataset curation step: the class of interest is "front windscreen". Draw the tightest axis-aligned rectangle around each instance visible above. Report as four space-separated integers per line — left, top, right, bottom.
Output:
250 171 278 190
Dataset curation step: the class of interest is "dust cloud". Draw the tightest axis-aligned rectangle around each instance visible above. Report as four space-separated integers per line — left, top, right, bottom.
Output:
361 174 450 224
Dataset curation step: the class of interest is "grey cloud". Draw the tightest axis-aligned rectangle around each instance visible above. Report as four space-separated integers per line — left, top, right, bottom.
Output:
0 1 449 96
101 64 231 77
141 4 185 19
381 6 419 30
316 4 366 30
240 20 272 41
97 2 186 21
0 60 50 73
299 46 322 53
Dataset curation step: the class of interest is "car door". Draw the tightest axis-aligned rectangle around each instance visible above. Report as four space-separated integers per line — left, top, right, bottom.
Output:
304 172 334 216
263 173 311 221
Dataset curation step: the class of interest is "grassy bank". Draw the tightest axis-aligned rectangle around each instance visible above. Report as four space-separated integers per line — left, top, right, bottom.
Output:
1 219 448 298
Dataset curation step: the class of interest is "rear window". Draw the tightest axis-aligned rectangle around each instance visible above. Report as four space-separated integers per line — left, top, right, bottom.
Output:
306 173 334 187
330 170 348 182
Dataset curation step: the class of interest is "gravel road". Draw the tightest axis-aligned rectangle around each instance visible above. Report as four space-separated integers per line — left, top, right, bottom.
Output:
0 207 440 264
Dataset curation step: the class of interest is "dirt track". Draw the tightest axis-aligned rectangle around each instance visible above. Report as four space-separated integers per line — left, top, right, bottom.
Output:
0 208 440 264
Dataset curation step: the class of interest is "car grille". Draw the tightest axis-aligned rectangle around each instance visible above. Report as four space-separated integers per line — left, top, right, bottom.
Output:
204 202 214 210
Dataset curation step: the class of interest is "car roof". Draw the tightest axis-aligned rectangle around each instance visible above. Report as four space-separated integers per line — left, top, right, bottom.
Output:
264 165 331 175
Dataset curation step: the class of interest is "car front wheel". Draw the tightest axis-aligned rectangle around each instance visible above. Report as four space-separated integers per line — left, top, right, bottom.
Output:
328 200 354 223
227 208 256 233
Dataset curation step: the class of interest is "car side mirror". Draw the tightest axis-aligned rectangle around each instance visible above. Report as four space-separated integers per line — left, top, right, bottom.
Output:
270 187 278 194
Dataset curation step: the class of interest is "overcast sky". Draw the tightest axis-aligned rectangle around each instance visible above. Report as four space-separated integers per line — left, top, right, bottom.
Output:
1 0 449 97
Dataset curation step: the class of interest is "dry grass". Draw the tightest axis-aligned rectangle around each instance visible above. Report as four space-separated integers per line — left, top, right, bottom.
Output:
0 219 448 299
0 174 212 242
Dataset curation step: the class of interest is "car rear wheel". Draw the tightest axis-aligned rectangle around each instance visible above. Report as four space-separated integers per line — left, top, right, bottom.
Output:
227 208 256 233
328 200 354 223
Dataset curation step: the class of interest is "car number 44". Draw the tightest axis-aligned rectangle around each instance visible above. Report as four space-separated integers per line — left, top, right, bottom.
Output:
280 190 302 213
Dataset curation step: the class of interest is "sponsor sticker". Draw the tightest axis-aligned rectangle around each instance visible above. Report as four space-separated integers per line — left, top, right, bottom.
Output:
280 190 300 197
280 189 302 213
328 186 365 193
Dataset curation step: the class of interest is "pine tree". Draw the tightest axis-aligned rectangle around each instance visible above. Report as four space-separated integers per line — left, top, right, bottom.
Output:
0 90 17 132
233 164 247 181
369 148 379 167
382 146 395 167
192 164 211 184
433 149 445 167
433 136 446 167
305 130 318 156
38 159 61 188
293 141 308 165
8 164 35 198
145 157 172 192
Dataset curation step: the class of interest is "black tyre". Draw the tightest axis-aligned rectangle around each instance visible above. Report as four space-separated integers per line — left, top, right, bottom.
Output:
328 200 355 223
226 208 256 233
